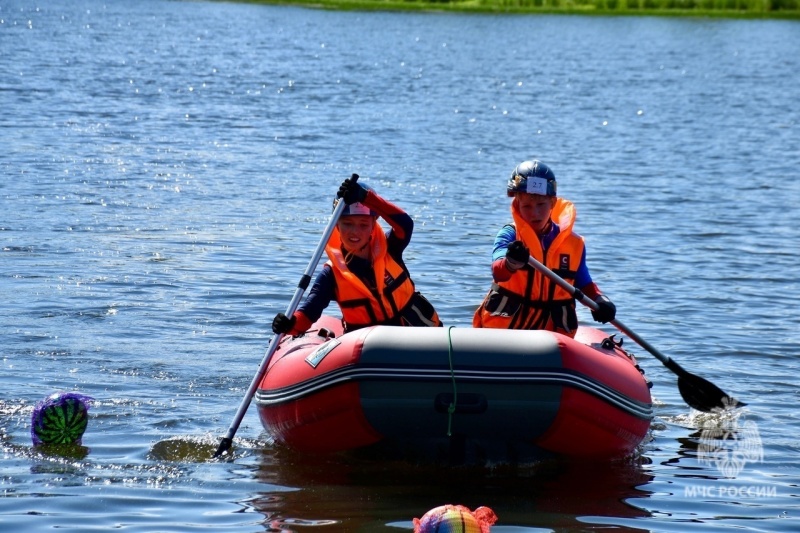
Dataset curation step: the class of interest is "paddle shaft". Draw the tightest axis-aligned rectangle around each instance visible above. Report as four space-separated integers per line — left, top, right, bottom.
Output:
213 174 357 458
525 253 747 412
525 255 676 369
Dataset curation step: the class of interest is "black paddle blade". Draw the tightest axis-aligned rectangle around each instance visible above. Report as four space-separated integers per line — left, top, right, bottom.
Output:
677 372 746 412
664 358 745 412
212 437 233 459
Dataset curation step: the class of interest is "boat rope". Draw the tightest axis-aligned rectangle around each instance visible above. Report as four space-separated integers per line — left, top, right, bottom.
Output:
446 326 457 437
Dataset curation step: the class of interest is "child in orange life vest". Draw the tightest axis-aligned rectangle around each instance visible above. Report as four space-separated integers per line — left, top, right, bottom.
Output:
472 160 616 338
272 177 442 336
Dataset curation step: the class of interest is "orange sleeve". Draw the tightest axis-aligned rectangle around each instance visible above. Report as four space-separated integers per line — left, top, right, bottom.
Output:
289 311 313 336
492 258 514 282
362 190 410 241
579 281 601 300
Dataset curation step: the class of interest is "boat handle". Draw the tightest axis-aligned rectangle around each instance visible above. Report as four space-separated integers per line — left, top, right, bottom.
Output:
434 393 488 415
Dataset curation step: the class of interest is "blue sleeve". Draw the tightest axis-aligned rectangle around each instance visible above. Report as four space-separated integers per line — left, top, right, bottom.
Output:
492 225 517 263
297 265 335 323
574 246 593 289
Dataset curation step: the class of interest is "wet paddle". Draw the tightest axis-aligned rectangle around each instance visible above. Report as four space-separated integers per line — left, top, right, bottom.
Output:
525 255 745 412
212 174 358 459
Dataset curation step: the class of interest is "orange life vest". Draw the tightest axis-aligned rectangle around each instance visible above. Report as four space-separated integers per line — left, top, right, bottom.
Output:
326 221 437 331
473 197 585 337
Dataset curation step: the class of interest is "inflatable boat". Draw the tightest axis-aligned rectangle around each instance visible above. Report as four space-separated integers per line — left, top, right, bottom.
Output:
254 316 653 462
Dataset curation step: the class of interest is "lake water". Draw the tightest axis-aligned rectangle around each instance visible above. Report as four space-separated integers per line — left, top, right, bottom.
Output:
2 0 799 531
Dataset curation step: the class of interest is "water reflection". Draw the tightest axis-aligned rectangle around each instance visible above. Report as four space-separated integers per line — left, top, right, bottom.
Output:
668 409 765 481
250 444 654 531
32 443 91 462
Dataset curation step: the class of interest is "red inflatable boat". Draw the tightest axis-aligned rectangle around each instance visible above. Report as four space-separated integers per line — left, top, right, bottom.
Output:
255 316 652 462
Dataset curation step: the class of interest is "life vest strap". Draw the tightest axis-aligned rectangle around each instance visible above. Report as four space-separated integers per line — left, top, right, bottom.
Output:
343 291 440 331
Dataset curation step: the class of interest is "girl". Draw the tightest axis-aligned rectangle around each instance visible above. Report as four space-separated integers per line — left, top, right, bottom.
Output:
273 177 441 336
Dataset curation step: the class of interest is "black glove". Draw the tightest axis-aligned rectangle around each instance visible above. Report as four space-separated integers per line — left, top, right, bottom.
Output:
591 294 616 323
272 312 296 335
505 241 529 272
337 177 367 205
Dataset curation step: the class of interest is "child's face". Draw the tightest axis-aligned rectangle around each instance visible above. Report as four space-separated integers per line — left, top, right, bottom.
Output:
515 193 556 234
337 215 374 251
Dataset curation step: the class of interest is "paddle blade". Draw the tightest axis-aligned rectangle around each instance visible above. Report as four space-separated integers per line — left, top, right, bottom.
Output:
150 436 223 463
677 372 746 412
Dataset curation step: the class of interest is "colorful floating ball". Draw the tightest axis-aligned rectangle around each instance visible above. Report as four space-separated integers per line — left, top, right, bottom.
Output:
413 504 497 533
31 392 93 446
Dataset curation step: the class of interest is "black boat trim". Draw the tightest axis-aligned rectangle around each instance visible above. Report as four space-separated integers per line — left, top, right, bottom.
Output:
255 365 653 420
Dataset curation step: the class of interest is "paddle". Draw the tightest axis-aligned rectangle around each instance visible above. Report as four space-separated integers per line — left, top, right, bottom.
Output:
525 255 745 412
212 174 358 459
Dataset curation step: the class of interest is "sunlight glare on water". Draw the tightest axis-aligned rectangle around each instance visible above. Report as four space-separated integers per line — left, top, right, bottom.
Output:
1 0 799 531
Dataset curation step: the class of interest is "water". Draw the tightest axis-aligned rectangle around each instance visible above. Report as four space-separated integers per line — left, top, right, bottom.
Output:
2 0 799 530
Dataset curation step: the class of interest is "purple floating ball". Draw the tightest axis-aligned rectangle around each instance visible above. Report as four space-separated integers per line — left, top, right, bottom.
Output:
31 392 94 446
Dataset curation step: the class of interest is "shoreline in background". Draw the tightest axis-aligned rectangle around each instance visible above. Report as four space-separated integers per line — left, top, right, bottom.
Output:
228 0 800 19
